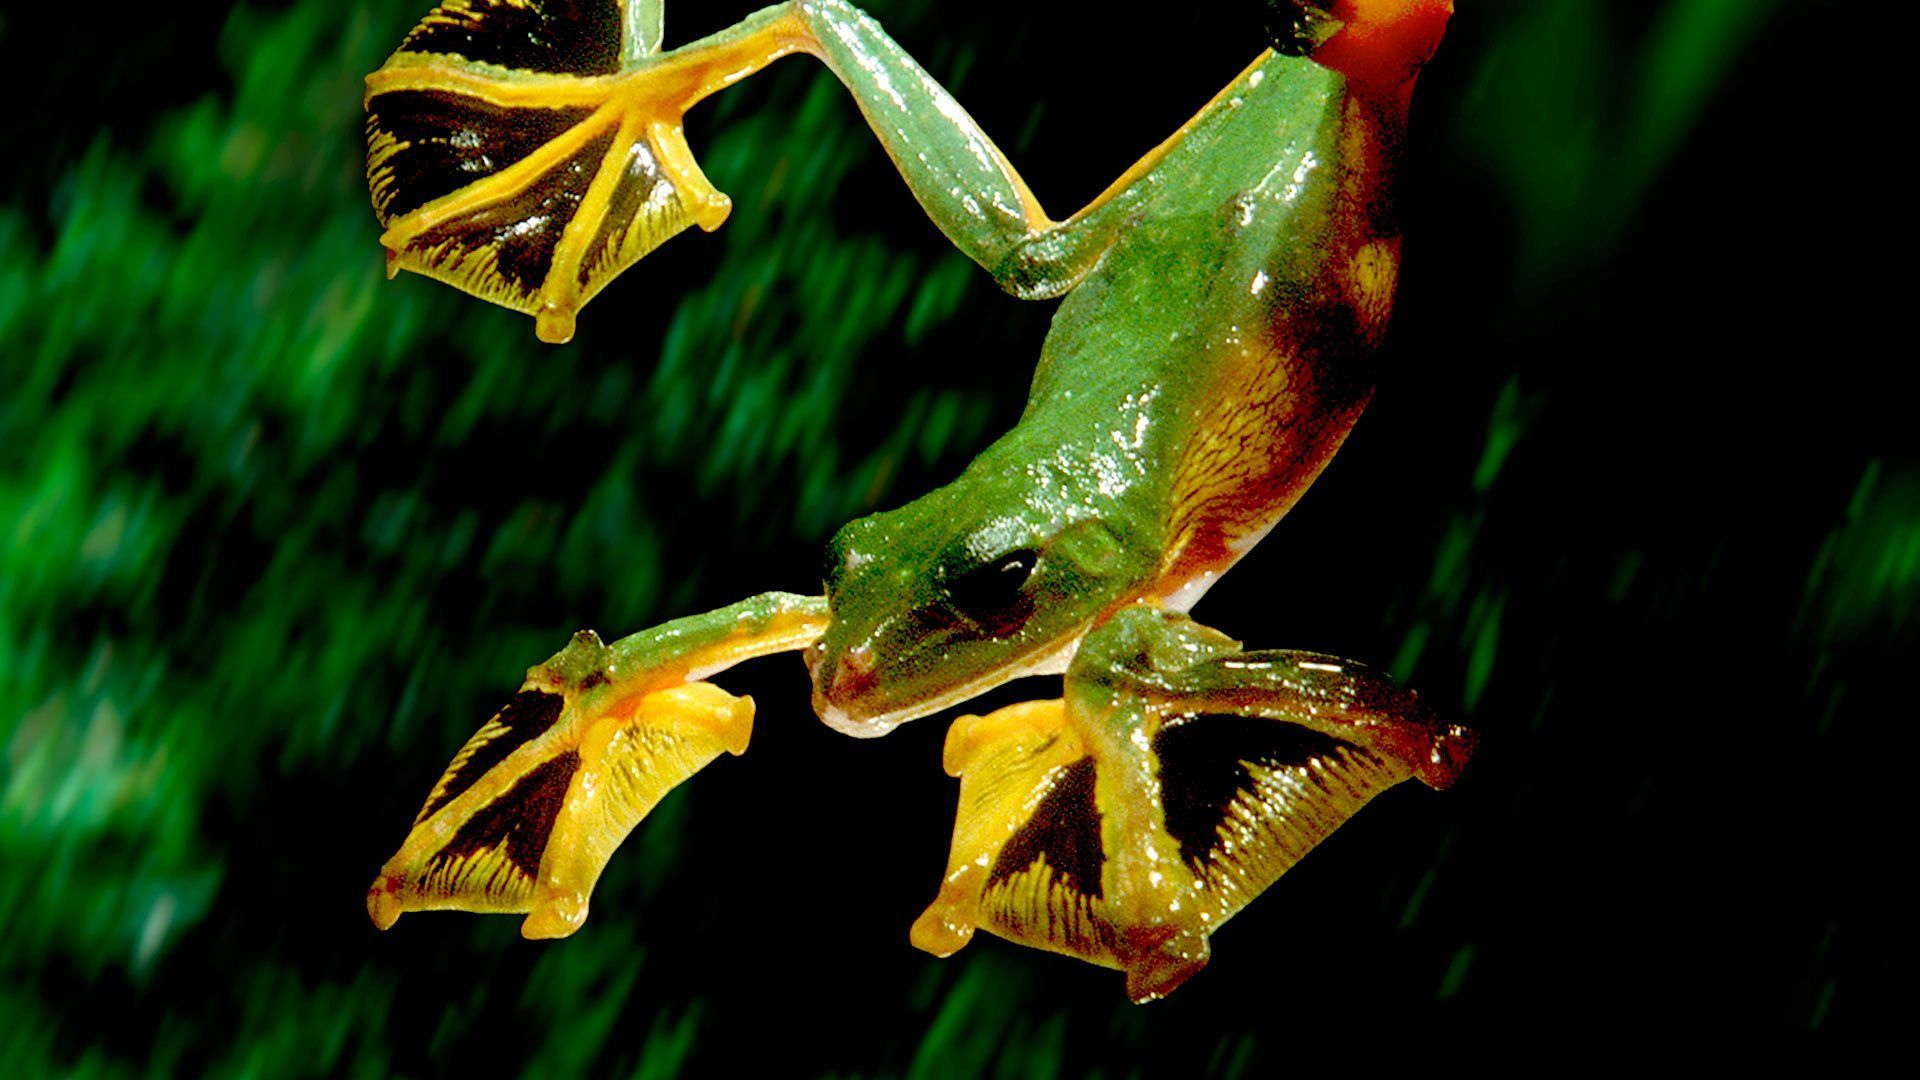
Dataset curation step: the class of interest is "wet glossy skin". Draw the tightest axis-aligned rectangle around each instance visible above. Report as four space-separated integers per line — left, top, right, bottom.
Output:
361 4 1467 986
360 0 1432 742
809 51 1408 736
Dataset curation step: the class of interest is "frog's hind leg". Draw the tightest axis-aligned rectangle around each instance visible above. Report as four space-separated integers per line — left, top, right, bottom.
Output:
364 0 1067 341
367 592 827 939
368 0 1315 335
913 606 1474 1002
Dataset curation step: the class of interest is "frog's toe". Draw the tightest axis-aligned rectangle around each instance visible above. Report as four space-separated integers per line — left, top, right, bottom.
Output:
1117 926 1212 1005
908 880 980 958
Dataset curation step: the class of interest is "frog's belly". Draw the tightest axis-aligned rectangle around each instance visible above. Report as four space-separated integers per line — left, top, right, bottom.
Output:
1152 333 1373 611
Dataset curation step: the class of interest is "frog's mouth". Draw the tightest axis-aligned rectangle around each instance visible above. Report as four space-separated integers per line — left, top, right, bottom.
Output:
808 636 1082 739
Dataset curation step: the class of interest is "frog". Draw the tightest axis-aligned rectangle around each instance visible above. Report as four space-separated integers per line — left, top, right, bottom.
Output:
360 0 1476 1002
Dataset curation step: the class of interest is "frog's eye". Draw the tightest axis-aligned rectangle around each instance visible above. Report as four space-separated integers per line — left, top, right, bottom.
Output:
821 544 843 594
946 549 1040 636
822 528 861 594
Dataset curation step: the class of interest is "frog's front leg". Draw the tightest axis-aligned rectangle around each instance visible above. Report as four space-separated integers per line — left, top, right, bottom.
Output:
367 592 827 938
913 606 1475 1002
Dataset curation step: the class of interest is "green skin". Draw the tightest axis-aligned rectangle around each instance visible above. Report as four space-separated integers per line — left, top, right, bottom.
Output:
367 0 1474 993
526 0 1397 730
786 2 1390 736
533 0 1407 737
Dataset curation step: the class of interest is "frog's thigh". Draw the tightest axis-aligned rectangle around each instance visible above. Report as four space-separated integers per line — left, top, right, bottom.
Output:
1103 606 1479 792
367 592 829 938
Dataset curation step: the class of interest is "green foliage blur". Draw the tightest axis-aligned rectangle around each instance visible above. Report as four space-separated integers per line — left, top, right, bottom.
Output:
1 0 1889 1072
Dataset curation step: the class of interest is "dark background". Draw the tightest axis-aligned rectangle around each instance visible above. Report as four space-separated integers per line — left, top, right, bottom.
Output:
0 0 1887 1072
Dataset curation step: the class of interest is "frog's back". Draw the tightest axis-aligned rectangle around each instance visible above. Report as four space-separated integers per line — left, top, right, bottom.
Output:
1009 52 1408 604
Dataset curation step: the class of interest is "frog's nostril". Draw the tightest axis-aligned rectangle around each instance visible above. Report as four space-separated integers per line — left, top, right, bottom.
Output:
812 644 896 739
829 646 879 701
837 638 875 687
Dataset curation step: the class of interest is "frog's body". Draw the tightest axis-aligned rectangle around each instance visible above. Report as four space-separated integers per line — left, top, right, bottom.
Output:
362 0 1474 1001
812 50 1408 735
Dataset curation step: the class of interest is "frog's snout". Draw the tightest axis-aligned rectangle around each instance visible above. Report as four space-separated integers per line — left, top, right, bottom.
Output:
814 642 877 704
809 641 894 739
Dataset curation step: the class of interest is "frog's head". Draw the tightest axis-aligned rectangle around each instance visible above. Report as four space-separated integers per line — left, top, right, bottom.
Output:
807 476 1148 738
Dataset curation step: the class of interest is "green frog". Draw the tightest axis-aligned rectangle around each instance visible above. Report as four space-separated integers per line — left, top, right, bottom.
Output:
361 0 1474 1002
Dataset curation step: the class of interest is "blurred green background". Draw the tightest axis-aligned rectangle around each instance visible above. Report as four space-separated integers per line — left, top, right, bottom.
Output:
0 0 1889 1072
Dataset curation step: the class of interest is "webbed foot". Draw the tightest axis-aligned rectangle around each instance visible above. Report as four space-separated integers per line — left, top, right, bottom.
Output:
368 592 827 937
365 1 807 341
912 606 1474 1002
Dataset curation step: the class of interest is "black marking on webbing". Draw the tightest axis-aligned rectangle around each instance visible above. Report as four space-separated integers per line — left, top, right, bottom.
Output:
1154 713 1350 871
408 125 616 293
576 141 685 288
369 91 594 222
437 749 581 879
988 757 1105 899
401 0 622 76
420 689 565 823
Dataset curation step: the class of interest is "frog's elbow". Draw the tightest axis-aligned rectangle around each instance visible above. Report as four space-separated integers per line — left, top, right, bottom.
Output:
988 234 1105 301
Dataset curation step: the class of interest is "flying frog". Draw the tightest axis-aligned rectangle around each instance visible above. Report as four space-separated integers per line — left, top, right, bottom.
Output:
361 0 1476 1001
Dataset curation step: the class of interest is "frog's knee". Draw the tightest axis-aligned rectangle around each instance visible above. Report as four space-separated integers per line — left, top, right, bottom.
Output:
1070 606 1239 689
989 237 1089 302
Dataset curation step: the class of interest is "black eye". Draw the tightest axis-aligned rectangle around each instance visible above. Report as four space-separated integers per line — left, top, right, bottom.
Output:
946 548 1039 635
